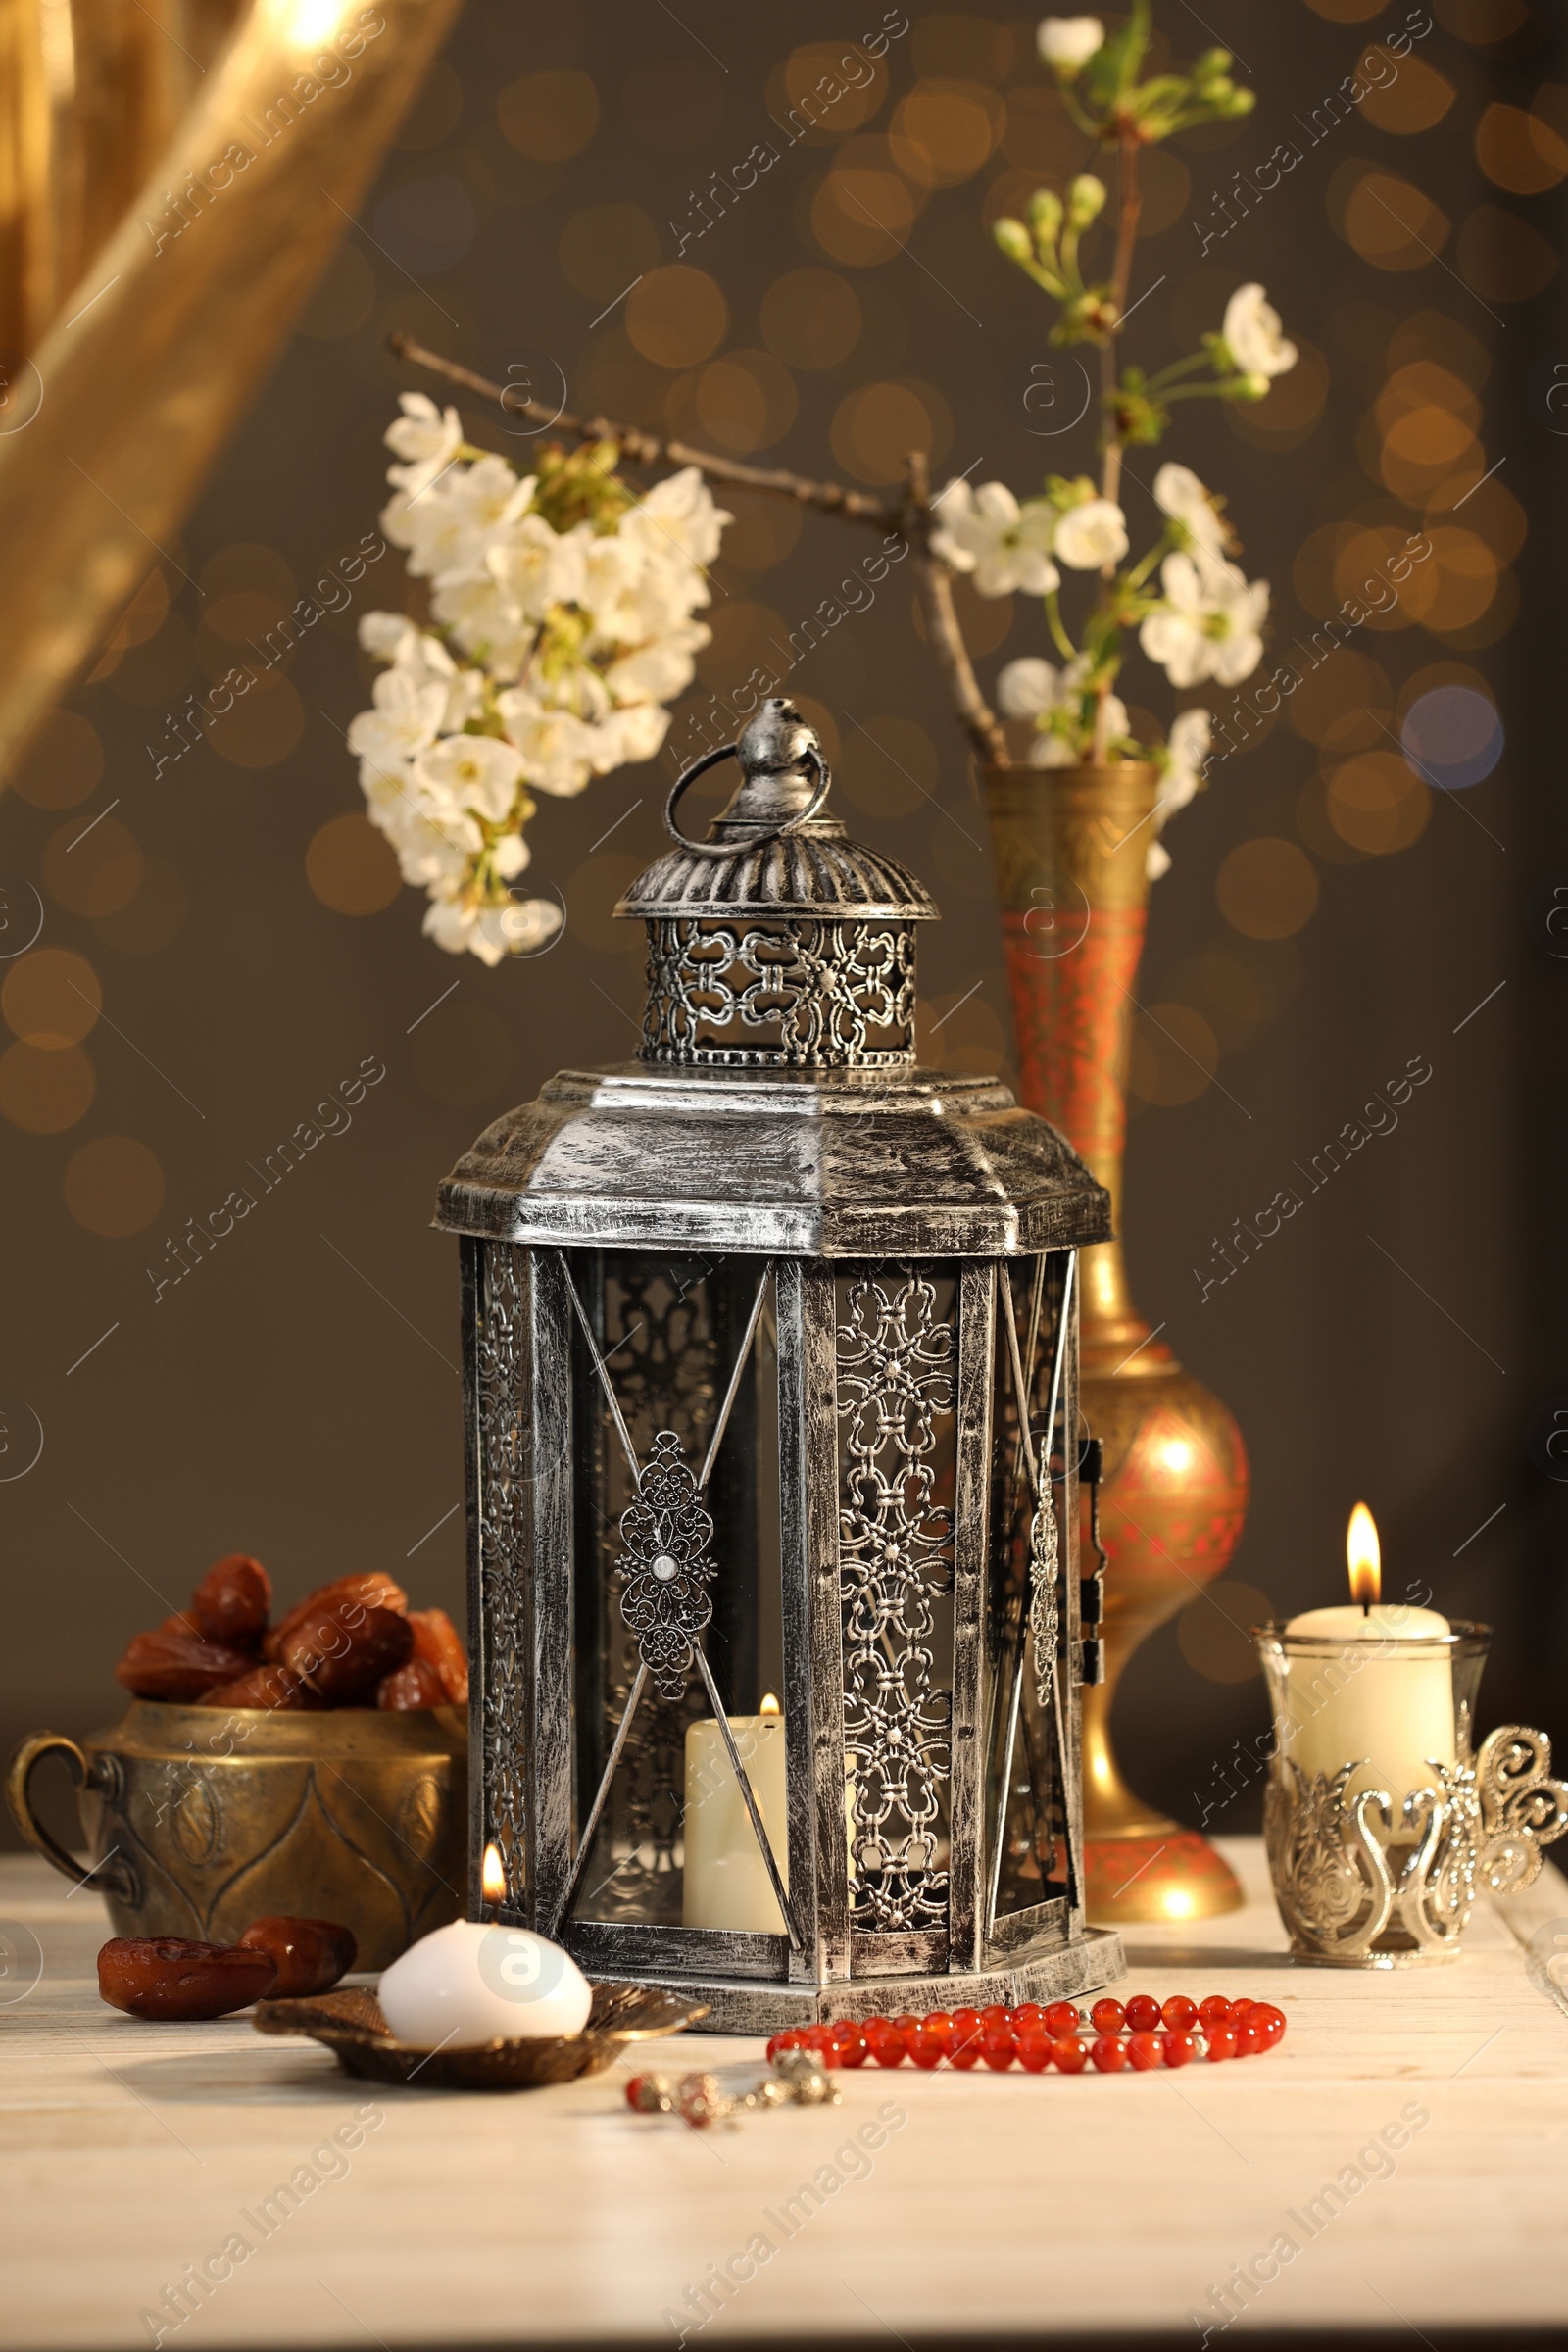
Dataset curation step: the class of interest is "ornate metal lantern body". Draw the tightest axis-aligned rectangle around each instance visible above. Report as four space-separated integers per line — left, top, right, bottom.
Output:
436 700 1126 2027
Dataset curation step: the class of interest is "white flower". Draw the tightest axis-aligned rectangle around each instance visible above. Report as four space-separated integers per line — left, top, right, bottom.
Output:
1028 693 1128 765
359 611 419 662
571 524 647 639
625 466 730 571
591 704 671 768
369 789 481 890
346 665 447 774
414 734 526 826
1145 709 1212 883
383 455 536 580
428 571 537 683
1222 284 1298 380
378 626 485 733
1038 16 1103 68
422 893 563 966
1141 552 1268 688
998 652 1128 762
1153 465 1228 560
1161 707 1213 813
495 695 600 797
1053 497 1128 571
384 392 464 501
605 623 708 708
930 481 1059 598
486 512 587 623
997 657 1059 718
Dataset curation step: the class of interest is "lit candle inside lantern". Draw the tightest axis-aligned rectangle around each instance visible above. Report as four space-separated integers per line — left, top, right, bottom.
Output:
481 1841 506 1911
682 1692 789 1933
1282 1505 1454 1803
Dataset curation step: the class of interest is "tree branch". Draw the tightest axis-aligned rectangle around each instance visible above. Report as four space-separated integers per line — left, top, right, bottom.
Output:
387 333 901 528
904 452 1007 769
1093 128 1144 760
388 335 1007 772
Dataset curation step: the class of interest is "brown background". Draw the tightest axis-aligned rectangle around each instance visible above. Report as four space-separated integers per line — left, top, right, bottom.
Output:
4 0 1566 1851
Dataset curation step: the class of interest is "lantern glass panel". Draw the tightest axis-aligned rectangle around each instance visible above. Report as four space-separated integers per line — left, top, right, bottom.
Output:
564 1250 786 1941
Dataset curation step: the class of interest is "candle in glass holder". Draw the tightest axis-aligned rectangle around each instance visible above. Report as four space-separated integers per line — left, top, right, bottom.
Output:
1282 1504 1454 1803
682 1693 789 1933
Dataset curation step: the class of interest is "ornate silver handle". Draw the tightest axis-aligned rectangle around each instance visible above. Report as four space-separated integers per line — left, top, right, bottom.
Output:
663 740 830 858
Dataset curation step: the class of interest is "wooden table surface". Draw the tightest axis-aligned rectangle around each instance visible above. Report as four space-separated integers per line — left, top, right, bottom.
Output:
3 1839 1566 2351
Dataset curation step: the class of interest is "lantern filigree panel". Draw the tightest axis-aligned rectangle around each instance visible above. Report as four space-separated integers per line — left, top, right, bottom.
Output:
835 1265 957 1951
641 916 916 1067
471 1240 531 1905
986 1253 1075 1938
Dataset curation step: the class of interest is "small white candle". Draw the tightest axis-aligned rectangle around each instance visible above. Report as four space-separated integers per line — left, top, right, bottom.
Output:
377 1917 593 2048
1282 1504 1454 1804
682 1697 789 1933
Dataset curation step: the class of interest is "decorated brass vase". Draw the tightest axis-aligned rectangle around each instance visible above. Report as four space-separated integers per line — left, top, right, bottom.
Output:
986 761 1248 1926
7 1702 466 1969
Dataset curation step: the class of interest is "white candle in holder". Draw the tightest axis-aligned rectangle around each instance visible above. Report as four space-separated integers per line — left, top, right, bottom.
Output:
1282 1504 1454 1804
682 1694 789 1933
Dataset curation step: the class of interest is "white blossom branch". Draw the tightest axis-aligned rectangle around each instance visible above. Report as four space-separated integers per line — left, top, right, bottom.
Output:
388 333 1006 768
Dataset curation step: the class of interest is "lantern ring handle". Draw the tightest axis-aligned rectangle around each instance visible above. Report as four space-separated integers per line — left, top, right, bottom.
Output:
663 742 830 858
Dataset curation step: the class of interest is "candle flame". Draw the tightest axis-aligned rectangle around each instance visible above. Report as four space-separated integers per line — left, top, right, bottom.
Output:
1347 1503 1380 1610
481 1842 506 1904
760 1691 781 1716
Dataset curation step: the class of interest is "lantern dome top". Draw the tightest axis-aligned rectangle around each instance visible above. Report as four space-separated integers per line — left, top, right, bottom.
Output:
435 1064 1111 1258
614 698 936 925
434 688 1111 1257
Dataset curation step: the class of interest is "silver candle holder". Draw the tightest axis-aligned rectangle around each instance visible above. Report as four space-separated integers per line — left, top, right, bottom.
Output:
1254 1623 1568 1968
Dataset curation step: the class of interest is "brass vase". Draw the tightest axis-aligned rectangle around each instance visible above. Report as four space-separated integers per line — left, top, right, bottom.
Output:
985 761 1247 1925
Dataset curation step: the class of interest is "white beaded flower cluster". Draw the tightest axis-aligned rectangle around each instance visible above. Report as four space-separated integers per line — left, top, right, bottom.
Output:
347 396 730 964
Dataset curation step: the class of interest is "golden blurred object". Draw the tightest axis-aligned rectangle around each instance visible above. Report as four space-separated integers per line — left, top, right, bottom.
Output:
7 1699 467 1968
986 763 1247 1927
0 0 465 781
63 1131 166 1234
0 1034 93 1129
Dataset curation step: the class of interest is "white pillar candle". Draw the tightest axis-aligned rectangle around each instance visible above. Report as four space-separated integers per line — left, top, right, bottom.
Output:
1282 1504 1454 1804
682 1700 789 1933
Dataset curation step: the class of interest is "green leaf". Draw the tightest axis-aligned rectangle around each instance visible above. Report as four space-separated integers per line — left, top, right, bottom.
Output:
1083 0 1152 103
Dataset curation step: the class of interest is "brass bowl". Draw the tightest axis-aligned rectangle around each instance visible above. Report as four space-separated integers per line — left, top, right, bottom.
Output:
252 1979 710 2089
7 1701 466 1969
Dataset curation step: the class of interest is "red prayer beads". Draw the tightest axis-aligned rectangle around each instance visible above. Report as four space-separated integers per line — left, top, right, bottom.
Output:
764 1994 1286 2075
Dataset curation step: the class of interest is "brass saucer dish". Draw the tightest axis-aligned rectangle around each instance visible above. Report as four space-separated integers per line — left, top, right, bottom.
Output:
253 1978 709 2089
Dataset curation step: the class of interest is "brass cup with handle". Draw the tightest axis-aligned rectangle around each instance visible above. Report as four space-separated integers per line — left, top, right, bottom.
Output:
8 1701 467 1970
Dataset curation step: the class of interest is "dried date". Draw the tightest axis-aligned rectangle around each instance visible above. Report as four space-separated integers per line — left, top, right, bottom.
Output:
408 1608 468 1704
266 1572 408 1661
190 1553 270 1643
97 1936 277 2020
280 1600 412 1700
238 1915 356 1997
116 1629 257 1702
197 1663 317 1711
375 1657 446 1710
